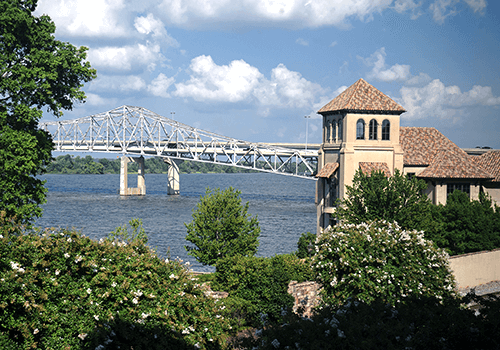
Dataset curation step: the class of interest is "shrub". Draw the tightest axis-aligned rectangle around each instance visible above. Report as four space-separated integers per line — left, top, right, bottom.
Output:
427 191 500 255
214 254 314 326
240 294 500 350
185 187 260 266
0 222 232 349
336 169 433 232
313 221 456 306
296 232 316 259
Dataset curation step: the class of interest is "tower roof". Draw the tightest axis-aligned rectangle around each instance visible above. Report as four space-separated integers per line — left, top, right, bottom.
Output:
318 78 405 115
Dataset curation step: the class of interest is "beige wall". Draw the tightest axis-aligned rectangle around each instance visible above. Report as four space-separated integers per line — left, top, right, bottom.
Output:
449 249 500 291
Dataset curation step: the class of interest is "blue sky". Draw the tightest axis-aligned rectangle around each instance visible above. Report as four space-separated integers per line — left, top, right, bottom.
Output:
36 0 500 150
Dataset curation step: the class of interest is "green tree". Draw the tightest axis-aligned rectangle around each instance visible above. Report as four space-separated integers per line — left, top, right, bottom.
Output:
0 0 96 223
185 187 260 266
336 169 432 231
427 191 500 255
313 220 456 306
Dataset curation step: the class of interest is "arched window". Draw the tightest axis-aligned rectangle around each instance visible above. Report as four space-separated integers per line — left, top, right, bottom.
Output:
369 119 378 140
338 119 343 142
356 119 365 140
382 120 390 140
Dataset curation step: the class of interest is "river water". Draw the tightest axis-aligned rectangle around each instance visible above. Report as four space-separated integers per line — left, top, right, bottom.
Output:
35 173 317 272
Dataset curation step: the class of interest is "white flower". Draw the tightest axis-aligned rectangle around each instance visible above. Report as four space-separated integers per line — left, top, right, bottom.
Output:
33 328 39 335
132 298 138 304
64 253 70 258
111 282 117 288
337 329 345 338
271 339 280 348
87 288 92 294
94 315 99 321
55 269 60 276
78 333 87 340
0 234 3 239
67 237 72 243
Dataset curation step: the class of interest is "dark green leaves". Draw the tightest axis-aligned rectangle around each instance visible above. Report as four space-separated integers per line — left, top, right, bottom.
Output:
184 187 260 266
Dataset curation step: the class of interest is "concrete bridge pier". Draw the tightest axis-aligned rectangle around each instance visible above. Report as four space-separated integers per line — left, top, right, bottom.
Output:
120 156 146 196
164 158 181 195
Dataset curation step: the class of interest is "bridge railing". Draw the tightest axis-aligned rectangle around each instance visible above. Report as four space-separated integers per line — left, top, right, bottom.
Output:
40 105 318 179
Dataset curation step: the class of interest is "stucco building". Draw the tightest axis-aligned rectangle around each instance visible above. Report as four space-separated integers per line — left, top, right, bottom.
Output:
315 78 500 232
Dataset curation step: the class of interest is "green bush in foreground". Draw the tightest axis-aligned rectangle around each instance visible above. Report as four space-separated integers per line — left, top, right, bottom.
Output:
0 220 232 349
313 221 456 306
214 254 314 326
241 294 500 349
185 187 260 266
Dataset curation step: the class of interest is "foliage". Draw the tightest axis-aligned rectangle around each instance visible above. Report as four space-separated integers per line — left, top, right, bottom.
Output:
214 254 314 326
313 221 455 306
45 155 260 174
108 218 149 245
296 232 316 259
336 169 432 231
0 0 96 224
426 191 500 255
240 294 500 350
0 221 232 349
185 187 260 266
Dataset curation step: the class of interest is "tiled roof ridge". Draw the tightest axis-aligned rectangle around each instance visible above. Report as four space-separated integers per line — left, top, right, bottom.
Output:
318 78 405 114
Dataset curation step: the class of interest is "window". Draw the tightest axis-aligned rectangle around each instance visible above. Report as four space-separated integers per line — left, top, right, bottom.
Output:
447 183 470 197
382 120 390 140
356 119 365 140
369 119 378 140
338 119 342 141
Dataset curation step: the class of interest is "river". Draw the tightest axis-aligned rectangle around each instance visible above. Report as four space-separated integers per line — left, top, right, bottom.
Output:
35 173 317 272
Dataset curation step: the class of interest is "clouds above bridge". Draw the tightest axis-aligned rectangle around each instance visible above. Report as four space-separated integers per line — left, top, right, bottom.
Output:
36 0 500 148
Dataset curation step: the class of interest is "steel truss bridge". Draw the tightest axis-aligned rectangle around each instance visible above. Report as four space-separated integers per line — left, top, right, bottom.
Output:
39 105 319 179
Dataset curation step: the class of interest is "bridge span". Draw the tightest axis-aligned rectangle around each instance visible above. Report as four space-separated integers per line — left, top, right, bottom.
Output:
40 105 319 195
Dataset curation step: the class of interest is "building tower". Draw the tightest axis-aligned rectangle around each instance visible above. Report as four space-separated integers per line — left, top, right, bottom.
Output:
315 79 406 232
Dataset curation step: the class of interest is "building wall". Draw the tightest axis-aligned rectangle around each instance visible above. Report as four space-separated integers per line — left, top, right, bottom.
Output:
449 248 500 291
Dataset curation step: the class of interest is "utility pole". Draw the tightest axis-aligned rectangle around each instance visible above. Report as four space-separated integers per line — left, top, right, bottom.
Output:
304 115 311 150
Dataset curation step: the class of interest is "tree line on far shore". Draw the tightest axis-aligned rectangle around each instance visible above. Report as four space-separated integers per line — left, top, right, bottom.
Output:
45 154 259 175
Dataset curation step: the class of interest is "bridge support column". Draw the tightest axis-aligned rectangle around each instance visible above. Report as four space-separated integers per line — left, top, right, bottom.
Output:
164 158 181 195
120 156 146 196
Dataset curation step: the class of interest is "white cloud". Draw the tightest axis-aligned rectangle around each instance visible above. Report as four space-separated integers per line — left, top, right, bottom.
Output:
85 93 116 106
393 0 424 19
158 0 394 29
174 55 263 102
363 48 411 82
134 13 179 47
88 43 164 72
330 41 338 47
399 79 500 121
88 75 147 92
429 0 459 24
174 55 324 108
36 0 129 37
296 38 309 46
262 64 323 108
406 72 432 86
463 0 487 14
148 73 176 97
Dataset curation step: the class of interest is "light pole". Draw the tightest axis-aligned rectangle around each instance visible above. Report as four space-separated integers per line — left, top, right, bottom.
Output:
170 111 175 120
304 115 311 150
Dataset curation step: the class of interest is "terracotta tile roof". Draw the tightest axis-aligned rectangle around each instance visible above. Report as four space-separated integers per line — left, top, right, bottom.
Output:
400 127 493 180
316 163 339 178
473 151 500 182
318 78 405 115
400 127 464 166
359 162 391 177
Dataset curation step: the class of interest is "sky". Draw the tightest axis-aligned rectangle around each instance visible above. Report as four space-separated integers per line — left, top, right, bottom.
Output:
36 0 500 150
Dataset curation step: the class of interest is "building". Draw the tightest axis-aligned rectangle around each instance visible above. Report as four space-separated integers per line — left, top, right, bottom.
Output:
315 78 500 232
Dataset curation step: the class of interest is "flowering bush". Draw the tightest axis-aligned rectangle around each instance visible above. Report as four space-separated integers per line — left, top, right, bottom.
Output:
313 221 456 306
0 221 232 349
